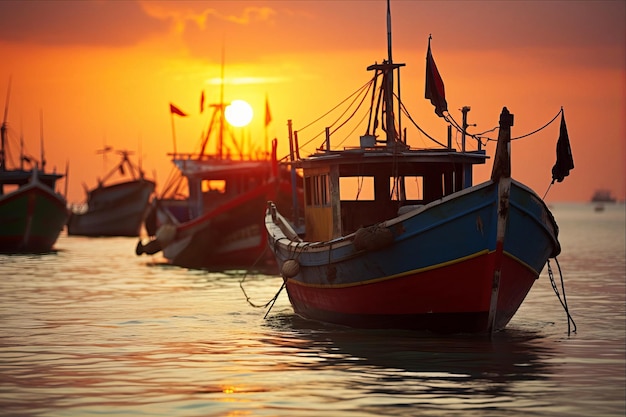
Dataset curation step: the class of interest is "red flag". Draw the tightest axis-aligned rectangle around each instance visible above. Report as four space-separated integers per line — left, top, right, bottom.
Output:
169 103 188 117
425 37 448 118
200 91 205 114
551 110 574 183
264 95 272 127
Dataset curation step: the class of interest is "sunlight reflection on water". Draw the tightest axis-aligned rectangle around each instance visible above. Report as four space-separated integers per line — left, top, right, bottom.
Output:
0 204 624 417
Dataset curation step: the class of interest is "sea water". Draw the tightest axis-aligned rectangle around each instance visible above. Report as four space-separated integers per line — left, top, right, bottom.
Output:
0 203 624 417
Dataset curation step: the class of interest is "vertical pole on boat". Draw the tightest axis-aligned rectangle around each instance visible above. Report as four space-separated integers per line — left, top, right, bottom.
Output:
218 43 226 159
170 111 177 156
386 0 392 63
1 78 11 172
294 131 301 160
64 160 69 199
487 107 514 333
288 120 299 225
39 110 46 171
461 106 469 153
271 138 278 178
384 0 395 146
325 127 330 152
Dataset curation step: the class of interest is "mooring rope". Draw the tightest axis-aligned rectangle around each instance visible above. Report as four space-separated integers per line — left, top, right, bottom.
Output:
263 281 286 319
239 232 306 318
542 181 554 200
547 257 577 336
239 244 275 309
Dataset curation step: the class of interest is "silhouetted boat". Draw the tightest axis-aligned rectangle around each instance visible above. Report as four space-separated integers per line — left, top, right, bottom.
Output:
0 85 67 253
136 92 302 270
590 189 616 203
265 1 567 333
67 149 155 237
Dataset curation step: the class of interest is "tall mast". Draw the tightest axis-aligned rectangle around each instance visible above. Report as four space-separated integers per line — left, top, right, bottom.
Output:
366 0 404 146
218 44 225 159
386 0 392 63
40 109 45 171
385 0 394 144
1 78 11 171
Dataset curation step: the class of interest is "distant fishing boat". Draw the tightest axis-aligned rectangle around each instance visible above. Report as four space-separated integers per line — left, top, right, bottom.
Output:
0 84 68 253
265 1 571 333
136 87 303 270
590 189 616 203
67 149 155 237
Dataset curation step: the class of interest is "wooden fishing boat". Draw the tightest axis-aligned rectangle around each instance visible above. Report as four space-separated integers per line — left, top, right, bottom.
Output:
264 2 567 333
590 189 616 203
67 149 155 237
136 93 302 270
0 88 68 253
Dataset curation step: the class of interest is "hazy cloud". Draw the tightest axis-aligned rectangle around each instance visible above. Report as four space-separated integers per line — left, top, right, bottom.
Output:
0 0 168 47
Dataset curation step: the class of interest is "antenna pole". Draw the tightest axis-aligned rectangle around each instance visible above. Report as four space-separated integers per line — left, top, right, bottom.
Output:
386 0 392 63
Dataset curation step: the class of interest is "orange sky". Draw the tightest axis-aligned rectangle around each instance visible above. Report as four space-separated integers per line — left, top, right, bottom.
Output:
0 0 624 204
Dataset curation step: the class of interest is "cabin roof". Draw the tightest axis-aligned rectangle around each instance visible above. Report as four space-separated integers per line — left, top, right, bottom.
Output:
296 147 488 172
172 158 271 179
0 169 63 185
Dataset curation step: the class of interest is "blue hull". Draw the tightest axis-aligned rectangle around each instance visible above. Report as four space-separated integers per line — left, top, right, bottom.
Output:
265 179 559 332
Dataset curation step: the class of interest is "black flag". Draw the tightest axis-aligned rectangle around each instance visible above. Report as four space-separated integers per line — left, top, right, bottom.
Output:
425 37 448 118
551 111 574 183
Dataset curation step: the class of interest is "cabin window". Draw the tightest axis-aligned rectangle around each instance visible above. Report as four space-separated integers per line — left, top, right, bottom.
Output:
202 180 226 194
340 176 374 201
391 176 423 200
1 184 19 195
305 174 330 207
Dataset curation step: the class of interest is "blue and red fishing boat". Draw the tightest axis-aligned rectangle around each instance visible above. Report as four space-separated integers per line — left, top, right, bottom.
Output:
264 1 570 333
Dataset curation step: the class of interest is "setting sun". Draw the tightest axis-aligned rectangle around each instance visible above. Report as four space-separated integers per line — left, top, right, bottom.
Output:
225 100 253 127
0 1 622 204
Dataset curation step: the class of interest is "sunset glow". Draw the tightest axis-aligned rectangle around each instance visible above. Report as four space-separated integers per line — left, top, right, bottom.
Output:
0 1 623 203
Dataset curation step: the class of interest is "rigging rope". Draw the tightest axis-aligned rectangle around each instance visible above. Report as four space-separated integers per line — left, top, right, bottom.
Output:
511 107 563 141
547 257 577 336
290 69 563 159
295 73 378 153
297 78 376 135
398 100 447 148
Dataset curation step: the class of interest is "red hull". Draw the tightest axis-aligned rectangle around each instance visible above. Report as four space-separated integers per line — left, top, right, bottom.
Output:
285 251 537 333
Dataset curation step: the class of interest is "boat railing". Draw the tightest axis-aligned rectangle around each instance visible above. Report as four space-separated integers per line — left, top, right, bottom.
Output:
168 151 272 162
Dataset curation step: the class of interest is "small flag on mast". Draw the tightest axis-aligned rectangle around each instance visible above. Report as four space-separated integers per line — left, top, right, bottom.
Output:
200 91 205 114
425 36 448 118
169 103 188 117
265 95 272 127
551 110 574 183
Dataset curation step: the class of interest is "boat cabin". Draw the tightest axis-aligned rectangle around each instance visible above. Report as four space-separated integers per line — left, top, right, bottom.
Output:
298 142 487 241
0 169 63 196
171 157 275 221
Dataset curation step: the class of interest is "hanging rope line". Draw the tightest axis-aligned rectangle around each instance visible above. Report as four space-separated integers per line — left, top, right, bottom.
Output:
512 107 563 141
398 100 447 148
239 244 278 309
547 257 577 336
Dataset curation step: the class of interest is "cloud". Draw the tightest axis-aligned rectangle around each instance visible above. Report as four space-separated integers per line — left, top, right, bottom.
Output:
0 0 168 47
